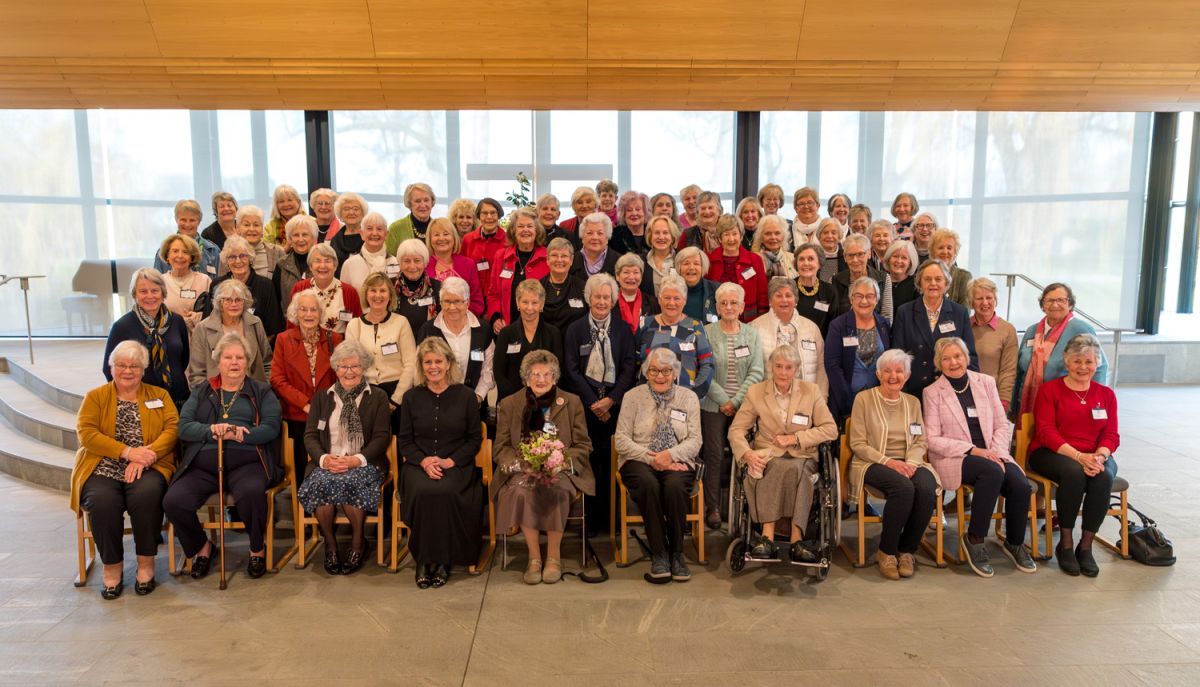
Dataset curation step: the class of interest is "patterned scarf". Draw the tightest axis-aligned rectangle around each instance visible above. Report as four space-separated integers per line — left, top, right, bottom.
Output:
881 274 895 323
332 379 368 456
648 386 679 452
761 250 785 277
134 305 172 387
398 274 438 321
1019 311 1075 423
585 315 616 385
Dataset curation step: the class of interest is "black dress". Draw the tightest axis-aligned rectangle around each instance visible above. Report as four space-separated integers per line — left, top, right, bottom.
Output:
795 280 837 338
540 273 588 333
397 384 485 568
492 319 564 401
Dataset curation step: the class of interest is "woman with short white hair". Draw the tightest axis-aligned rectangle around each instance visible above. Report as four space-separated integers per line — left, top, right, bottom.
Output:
675 246 719 324
187 278 272 388
574 212 619 278
637 274 716 400
234 205 284 279
340 211 399 294
540 237 588 333
330 192 368 268
288 242 363 334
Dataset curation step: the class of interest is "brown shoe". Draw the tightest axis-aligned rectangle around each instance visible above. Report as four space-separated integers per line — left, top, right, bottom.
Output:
897 553 916 578
876 551 900 580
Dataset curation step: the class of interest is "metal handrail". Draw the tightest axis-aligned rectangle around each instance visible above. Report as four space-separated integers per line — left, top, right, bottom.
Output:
990 273 1140 386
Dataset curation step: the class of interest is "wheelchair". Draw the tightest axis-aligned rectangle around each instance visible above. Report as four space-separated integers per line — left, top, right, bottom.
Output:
725 440 841 580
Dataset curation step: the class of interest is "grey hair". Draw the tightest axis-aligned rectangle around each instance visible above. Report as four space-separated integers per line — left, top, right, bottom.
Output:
546 236 575 256
330 339 374 371
211 332 250 363
967 276 998 301
615 252 645 276
914 211 940 228
580 211 614 240
658 274 688 298
675 246 710 274
334 192 369 220
108 340 149 369
235 205 264 225
1063 333 1103 362
308 242 339 267
933 337 971 373
758 213 788 234
214 278 254 310
883 240 919 277
641 347 682 379
583 273 618 303
914 259 953 293
286 213 318 242
440 276 471 303
395 238 430 264
767 344 801 368
514 278 546 304
869 219 896 238
128 267 166 301
535 192 560 210
876 348 913 378
841 232 870 253
286 287 321 324
851 276 880 300
891 192 919 216
220 236 252 263
767 276 799 301
519 349 561 385
714 281 745 304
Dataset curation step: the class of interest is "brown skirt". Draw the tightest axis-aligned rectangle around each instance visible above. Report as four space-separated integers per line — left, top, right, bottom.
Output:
495 477 577 533
745 455 817 527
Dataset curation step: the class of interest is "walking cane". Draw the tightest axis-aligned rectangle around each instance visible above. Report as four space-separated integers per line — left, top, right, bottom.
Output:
217 435 227 590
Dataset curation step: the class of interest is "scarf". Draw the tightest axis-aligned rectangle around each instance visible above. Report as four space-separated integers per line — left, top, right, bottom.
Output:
398 274 438 321
881 274 895 323
522 385 557 437
134 305 172 387
617 291 642 335
332 379 368 456
761 250 786 277
1018 311 1075 424
300 327 323 386
585 315 617 386
648 386 679 452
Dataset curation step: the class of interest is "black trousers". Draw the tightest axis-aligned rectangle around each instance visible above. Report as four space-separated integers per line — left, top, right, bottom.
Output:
961 456 1031 544
1028 447 1118 533
286 419 309 491
163 450 269 558
863 464 937 556
585 408 617 533
699 409 733 516
80 470 167 565
619 460 695 556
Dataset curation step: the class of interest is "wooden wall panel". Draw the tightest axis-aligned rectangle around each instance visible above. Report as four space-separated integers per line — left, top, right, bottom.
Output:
587 1 806 61
369 0 588 59
1005 0 1200 63
0 1 160 58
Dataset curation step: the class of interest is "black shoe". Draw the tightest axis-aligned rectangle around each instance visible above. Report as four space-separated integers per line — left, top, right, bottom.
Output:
415 565 432 589
1076 545 1100 578
324 545 342 576
100 581 123 600
190 547 213 579
342 546 366 576
790 540 818 564
1056 545 1080 576
430 564 449 588
134 577 157 596
749 538 779 560
247 555 267 579
705 510 722 531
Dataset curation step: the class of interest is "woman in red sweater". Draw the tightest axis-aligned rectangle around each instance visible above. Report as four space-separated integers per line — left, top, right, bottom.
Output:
1029 333 1119 578
705 214 768 322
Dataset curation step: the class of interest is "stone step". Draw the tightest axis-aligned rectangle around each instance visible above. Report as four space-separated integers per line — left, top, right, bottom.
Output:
0 413 74 492
5 356 85 413
0 375 78 450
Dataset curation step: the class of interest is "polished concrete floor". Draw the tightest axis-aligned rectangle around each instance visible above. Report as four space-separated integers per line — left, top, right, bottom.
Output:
2 384 1199 685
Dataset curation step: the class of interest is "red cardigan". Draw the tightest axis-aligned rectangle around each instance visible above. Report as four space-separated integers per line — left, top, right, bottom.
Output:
1031 377 1120 455
269 327 343 421
460 227 507 299
705 246 769 322
486 245 550 326
289 279 363 330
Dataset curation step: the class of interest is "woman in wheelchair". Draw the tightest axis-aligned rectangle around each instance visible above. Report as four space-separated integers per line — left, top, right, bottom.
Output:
728 345 838 562
299 341 392 576
1028 333 1119 578
848 348 941 580
493 350 594 585
614 348 702 582
923 337 1037 577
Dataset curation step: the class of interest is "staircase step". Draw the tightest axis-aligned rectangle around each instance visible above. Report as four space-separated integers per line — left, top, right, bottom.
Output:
6 357 85 413
0 375 78 450
0 414 74 492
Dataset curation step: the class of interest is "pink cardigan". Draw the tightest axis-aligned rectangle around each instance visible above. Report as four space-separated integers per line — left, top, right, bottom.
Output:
426 254 485 317
922 371 1015 491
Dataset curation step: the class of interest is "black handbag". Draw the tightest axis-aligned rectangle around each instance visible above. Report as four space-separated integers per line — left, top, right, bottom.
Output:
1115 501 1176 566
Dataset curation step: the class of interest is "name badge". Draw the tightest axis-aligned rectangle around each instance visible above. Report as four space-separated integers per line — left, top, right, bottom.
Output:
470 349 485 362
909 423 923 436
966 406 978 418
499 269 514 279
706 313 719 323
145 399 164 409
842 336 859 347
381 343 399 356
317 419 327 431
1092 407 1108 420
679 341 695 351
386 264 400 277
579 343 593 356
542 421 557 435
733 345 750 359
801 339 816 351
814 301 830 312
741 267 756 280
338 310 353 322
568 298 584 308
248 307 255 315
206 265 217 274
668 267 678 275
180 288 197 299
1025 339 1034 348
416 297 434 307
670 409 687 423
938 321 956 334
791 413 810 427
477 260 490 271
507 342 522 354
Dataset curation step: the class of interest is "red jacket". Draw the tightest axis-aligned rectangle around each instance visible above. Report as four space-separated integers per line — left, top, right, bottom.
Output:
705 246 769 322
461 227 507 302
289 279 363 331
486 245 550 326
269 327 343 421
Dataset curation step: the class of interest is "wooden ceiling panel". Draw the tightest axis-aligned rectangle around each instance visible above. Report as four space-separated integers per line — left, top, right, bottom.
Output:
587 1 806 61
368 0 588 60
0 1 159 58
1006 1 1200 63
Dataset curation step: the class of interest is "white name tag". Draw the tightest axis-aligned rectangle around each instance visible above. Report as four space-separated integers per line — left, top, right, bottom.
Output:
938 321 956 334
741 267 756 280
791 413 810 427
542 421 557 435
801 339 816 351
668 267 678 275
966 406 978 418
416 297 433 307
386 264 400 277
206 265 217 274
706 313 719 323
317 419 327 431
180 288 197 299
814 301 830 312
1026 339 1034 348
568 298 584 308
842 336 859 347
909 423 923 436
381 342 398 356
248 307 255 315
470 349 485 362
499 269 514 279
1092 408 1108 420
477 260 490 271
670 409 687 422
679 342 695 351
733 345 750 359
338 310 353 322
145 399 164 409
507 342 522 354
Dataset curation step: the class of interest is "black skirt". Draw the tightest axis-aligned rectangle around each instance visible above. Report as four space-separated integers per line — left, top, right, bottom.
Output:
399 462 484 567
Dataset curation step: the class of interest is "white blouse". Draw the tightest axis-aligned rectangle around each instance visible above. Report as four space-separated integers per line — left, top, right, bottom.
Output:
341 246 399 294
429 311 495 399
317 387 368 468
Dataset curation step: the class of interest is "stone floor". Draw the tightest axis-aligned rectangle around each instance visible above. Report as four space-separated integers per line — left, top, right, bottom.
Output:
1 383 1199 685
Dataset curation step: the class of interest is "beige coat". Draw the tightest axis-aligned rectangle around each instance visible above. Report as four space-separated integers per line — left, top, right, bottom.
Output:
728 379 838 464
847 387 941 503
187 311 272 388
749 309 828 397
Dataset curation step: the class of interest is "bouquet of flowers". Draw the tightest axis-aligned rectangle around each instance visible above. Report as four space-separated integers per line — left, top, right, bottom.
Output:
517 431 570 487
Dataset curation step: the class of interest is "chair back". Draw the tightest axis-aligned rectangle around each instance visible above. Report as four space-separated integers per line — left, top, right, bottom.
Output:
476 422 492 487
281 422 297 482
838 417 853 489
1014 412 1035 469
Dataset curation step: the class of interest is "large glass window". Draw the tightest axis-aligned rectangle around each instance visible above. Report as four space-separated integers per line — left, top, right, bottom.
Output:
631 112 734 200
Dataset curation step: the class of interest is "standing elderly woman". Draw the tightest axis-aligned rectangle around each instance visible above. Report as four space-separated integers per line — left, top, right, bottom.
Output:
815 218 847 283
751 215 797 280
931 228 972 305
750 277 828 396
386 183 436 253
235 205 284 279
289 243 362 335
793 243 837 335
679 184 702 229
154 199 220 277
891 259 977 397
650 192 678 221
309 188 340 242
264 185 304 247
868 220 894 272
273 214 317 313
705 214 769 322
340 211 398 295
563 273 637 536
789 187 822 248
460 197 507 292
1029 334 1119 577
969 277 1019 412
494 280 564 401
397 337 485 588
493 350 594 584
344 273 416 410
393 238 441 335
537 193 579 250
417 277 496 419
729 345 838 560
891 192 918 240
676 246 720 325
426 217 485 316
573 211 620 278
880 240 919 323
103 268 191 409
614 253 658 334
849 349 941 580
489 208 549 334
828 193 852 232
75 341 178 599
560 186 599 233
271 288 342 489
643 215 680 296
677 191 722 253
329 193 367 269
160 233 212 330
1013 283 1107 418
164 333 283 580
924 337 1037 577
735 197 764 250
637 274 716 400
616 348 703 581
540 237 588 333
209 236 284 337
201 191 239 249
301 340 392 576
911 213 938 262
188 279 272 388
849 204 873 237
825 277 891 425
610 191 651 256
449 198 478 241
700 282 765 529
832 233 884 318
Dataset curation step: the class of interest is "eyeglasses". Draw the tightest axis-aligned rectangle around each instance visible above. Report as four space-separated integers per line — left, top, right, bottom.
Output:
717 299 742 307
1043 297 1070 305
844 252 868 259
527 371 556 381
227 254 250 261
796 201 818 208
112 363 144 371
442 298 466 307
646 367 674 377
851 293 878 302
336 364 363 372
913 222 936 230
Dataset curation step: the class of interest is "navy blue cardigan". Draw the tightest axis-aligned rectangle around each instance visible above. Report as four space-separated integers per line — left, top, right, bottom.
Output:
102 310 191 407
562 316 637 409
824 310 892 422
890 297 978 397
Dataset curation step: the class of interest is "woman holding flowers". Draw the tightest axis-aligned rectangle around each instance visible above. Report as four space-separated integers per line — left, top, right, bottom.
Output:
493 350 594 584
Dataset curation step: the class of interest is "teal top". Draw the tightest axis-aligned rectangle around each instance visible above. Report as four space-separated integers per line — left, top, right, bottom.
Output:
700 320 765 412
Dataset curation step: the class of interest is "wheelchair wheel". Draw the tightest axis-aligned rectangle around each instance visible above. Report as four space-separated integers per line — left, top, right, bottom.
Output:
726 538 747 574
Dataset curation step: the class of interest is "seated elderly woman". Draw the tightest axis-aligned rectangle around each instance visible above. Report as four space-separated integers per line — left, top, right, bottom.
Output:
615 348 703 582
1013 282 1107 419
164 333 283 580
614 253 658 334
825 276 890 426
209 235 284 336
235 205 284 279
103 268 191 409
728 345 838 562
705 214 769 322
675 246 720 324
300 340 392 576
74 341 179 599
493 350 594 585
930 228 972 305
289 243 363 335
541 237 588 333
187 278 272 388
493 280 564 401
891 259 977 397
923 338 1037 578
848 349 941 581
159 233 211 330
397 337 485 589
636 274 716 400
750 277 828 395
1029 334 1120 578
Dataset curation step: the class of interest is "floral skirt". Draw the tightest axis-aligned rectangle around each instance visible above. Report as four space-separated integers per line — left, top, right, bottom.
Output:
298 464 384 513
495 478 577 533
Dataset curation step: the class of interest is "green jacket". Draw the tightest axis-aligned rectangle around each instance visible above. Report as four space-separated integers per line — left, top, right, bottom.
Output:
700 321 765 412
386 214 416 256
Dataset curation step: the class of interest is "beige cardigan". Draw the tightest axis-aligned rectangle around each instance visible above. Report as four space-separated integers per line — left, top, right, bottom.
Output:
728 379 838 463
614 384 702 468
847 387 941 503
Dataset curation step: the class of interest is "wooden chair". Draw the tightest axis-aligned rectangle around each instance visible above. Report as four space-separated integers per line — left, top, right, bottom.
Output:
837 418 946 568
610 443 707 566
953 414 1042 562
74 510 175 586
285 422 397 569
1019 413 1131 559
390 424 496 574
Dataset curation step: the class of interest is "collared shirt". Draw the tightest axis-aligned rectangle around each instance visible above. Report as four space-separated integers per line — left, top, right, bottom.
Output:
319 386 368 468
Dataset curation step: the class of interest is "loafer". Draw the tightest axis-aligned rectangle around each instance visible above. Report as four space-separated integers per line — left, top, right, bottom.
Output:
523 559 543 585
1056 545 1080 576
670 552 691 582
749 538 779 560
876 551 900 580
1000 542 1038 573
247 555 268 579
649 553 671 580
897 553 917 578
790 540 818 564
542 558 562 584
415 565 432 589
324 546 342 576
961 535 994 578
190 549 213 579
134 577 157 596
705 510 723 531
430 564 449 588
1076 545 1100 578
100 581 123 601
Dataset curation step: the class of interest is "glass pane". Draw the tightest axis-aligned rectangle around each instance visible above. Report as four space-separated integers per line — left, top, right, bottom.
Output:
1172 113 1194 202
0 203 97 336
759 111 808 220
985 112 1136 196
217 111 255 201
332 110 448 203
820 111 859 203
0 110 79 197
264 110 307 199
631 112 734 198
460 110 533 204
1165 205 1188 313
88 110 193 200
550 110 617 173
97 204 174 262
883 111 975 202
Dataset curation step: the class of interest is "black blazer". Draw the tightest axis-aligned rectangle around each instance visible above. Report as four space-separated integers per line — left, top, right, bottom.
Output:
796 280 838 337
492 320 564 401
544 225 582 251
890 297 978 397
831 266 886 319
540 273 588 333
609 225 650 257
417 318 494 392
303 384 392 476
569 249 620 279
562 315 637 408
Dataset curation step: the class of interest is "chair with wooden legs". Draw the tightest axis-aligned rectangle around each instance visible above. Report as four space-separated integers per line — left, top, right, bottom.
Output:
837 419 946 568
74 511 175 585
610 443 707 566
501 491 587 570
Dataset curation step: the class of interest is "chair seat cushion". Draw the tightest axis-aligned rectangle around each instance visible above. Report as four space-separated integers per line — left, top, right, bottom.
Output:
1112 476 1129 493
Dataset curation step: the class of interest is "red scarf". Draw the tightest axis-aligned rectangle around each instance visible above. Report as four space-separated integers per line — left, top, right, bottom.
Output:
1018 311 1074 426
617 291 642 335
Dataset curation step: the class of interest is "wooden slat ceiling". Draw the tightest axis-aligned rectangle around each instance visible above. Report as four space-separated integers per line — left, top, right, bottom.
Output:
2 0 1200 110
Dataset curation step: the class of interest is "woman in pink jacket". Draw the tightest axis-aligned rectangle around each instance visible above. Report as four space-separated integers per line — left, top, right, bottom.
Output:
923 337 1037 578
